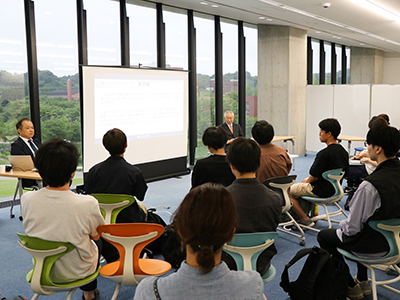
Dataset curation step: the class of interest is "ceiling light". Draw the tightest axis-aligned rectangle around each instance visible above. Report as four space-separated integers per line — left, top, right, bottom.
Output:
211 4 219 8
258 16 266 20
200 2 208 5
315 31 321 33
360 43 365 45
266 18 273 21
353 0 400 22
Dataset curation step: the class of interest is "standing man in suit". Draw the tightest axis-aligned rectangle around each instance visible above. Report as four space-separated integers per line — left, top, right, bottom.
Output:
219 111 244 152
11 118 42 187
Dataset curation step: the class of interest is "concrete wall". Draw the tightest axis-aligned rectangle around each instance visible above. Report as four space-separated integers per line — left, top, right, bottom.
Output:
350 47 384 84
258 25 307 154
383 53 400 84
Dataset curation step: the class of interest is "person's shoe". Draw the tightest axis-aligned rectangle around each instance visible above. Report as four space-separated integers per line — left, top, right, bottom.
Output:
354 276 372 296
82 288 99 300
347 284 364 300
292 218 315 230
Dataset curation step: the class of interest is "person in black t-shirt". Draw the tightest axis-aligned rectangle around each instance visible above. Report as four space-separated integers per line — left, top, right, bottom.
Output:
289 118 349 227
191 126 235 188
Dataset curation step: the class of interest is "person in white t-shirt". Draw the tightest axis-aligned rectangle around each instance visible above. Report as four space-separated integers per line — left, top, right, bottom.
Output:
21 139 105 300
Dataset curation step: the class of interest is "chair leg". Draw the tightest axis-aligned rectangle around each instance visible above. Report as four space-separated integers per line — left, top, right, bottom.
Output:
334 202 348 218
66 288 78 300
111 282 121 300
263 293 268 300
31 294 40 300
10 181 19 218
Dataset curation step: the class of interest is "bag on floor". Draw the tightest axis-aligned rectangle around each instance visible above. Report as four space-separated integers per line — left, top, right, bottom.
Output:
280 246 349 300
161 224 186 269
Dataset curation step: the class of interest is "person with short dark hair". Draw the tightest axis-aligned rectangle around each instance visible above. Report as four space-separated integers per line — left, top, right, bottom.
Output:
289 118 349 227
318 126 400 300
21 139 105 300
11 118 42 187
224 138 281 276
219 111 244 152
134 183 264 300
252 120 292 183
191 126 235 188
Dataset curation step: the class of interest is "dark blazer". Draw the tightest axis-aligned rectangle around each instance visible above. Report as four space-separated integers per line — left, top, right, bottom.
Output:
11 137 42 160
219 122 244 151
11 137 42 187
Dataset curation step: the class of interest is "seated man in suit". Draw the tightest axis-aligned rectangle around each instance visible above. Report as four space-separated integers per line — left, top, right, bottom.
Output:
21 139 105 300
219 111 244 152
11 118 42 187
191 126 235 188
252 120 292 183
85 128 148 262
223 137 281 276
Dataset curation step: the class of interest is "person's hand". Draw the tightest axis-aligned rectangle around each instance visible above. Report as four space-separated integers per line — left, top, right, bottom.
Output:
227 138 236 144
356 151 369 159
302 177 309 183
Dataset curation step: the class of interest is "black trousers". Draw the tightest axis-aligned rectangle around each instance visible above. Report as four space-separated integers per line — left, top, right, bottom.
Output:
317 228 368 284
80 239 103 292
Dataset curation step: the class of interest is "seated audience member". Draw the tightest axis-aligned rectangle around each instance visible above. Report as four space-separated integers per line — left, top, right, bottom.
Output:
134 183 264 300
85 128 148 262
85 128 148 224
224 137 281 275
251 120 292 183
11 118 42 187
21 139 105 300
289 118 349 227
318 126 400 300
191 126 235 188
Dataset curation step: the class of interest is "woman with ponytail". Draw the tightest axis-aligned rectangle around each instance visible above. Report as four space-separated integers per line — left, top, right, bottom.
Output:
134 183 264 300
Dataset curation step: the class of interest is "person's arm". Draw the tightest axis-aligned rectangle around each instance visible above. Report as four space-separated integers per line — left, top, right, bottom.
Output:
360 157 379 168
191 162 201 188
134 172 148 201
302 175 318 183
339 181 381 237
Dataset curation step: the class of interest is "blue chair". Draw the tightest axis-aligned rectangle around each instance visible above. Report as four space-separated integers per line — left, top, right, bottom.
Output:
301 168 348 231
264 175 306 246
337 219 400 300
17 233 100 300
223 232 278 283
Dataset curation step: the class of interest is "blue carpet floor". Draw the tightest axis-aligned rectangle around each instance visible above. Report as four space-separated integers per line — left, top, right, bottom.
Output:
1 153 399 300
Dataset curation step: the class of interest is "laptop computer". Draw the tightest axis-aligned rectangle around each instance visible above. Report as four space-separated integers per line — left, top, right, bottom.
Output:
8 155 35 171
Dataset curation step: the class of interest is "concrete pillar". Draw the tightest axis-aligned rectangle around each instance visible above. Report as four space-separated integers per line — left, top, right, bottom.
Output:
258 25 307 154
350 47 384 84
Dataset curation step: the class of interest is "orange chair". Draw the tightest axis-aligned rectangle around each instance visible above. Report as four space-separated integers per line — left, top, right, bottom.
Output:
97 223 171 300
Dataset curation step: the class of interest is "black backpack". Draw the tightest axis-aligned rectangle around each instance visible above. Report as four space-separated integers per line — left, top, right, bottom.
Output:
280 246 349 300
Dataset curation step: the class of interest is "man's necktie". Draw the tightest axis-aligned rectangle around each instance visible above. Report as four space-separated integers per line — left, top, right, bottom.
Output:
28 139 38 154
230 125 234 134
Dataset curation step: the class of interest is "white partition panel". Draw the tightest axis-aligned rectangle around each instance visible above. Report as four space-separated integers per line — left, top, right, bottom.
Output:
333 85 370 152
371 85 400 130
306 85 334 152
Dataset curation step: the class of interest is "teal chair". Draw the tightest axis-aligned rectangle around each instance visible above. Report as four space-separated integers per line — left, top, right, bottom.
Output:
223 232 278 283
301 168 348 231
17 233 100 300
337 219 400 300
91 194 136 224
264 175 306 246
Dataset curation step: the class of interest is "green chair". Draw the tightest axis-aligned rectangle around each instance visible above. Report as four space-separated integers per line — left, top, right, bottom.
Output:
223 232 278 283
91 194 136 224
17 233 100 300
337 219 400 300
301 168 348 231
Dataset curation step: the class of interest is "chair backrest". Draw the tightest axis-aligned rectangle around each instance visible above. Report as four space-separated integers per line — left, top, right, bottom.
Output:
321 168 345 201
224 232 278 272
97 223 164 285
264 175 297 213
16 233 75 294
369 218 400 264
91 194 136 224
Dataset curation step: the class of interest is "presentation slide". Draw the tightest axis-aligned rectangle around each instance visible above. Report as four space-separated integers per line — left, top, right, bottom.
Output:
82 66 189 174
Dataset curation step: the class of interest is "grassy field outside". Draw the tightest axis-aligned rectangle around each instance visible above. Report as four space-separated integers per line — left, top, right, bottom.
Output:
0 177 84 199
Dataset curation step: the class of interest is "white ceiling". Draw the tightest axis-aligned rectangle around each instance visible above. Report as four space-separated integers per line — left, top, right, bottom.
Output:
147 0 400 54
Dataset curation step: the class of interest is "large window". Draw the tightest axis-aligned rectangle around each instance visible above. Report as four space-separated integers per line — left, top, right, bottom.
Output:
127 0 157 67
336 45 342 84
324 42 331 84
85 0 120 66
221 19 238 117
194 13 214 160
346 47 351 83
164 7 188 70
34 0 81 148
311 40 320 84
244 24 258 137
